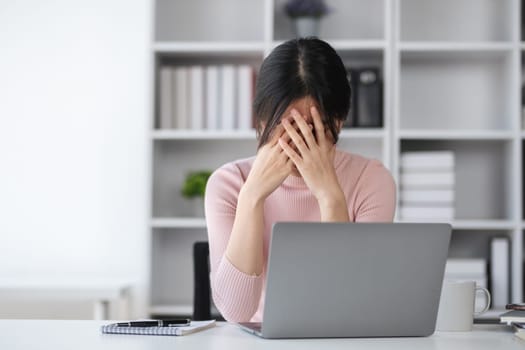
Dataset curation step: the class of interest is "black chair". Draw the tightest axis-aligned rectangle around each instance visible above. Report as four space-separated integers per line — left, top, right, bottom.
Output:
192 241 212 320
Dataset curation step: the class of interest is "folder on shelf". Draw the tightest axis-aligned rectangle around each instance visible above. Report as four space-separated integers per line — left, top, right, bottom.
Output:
189 66 204 130
237 65 254 130
220 65 236 130
101 320 216 336
491 236 510 308
174 67 188 129
159 67 174 130
206 66 220 130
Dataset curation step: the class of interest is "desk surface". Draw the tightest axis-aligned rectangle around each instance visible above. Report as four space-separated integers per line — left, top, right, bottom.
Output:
0 320 522 350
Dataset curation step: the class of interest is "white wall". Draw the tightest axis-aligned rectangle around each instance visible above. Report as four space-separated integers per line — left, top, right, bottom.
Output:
0 0 151 318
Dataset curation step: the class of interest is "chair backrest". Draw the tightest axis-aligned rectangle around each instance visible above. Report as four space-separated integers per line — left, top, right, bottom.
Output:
192 241 211 321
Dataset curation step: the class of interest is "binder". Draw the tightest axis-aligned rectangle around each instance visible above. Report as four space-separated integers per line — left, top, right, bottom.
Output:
355 67 382 128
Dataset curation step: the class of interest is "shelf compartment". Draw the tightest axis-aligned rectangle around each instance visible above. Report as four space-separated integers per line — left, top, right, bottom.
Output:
400 52 514 131
400 140 515 221
152 139 257 218
400 0 514 42
155 0 265 42
448 229 513 258
338 138 384 163
150 228 208 310
273 0 385 41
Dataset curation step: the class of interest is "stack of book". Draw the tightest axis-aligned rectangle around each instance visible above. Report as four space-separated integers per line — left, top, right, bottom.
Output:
159 64 256 131
444 258 488 307
500 309 525 340
399 151 455 222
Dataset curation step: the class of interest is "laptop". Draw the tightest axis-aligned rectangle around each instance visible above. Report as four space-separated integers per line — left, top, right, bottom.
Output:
238 222 451 338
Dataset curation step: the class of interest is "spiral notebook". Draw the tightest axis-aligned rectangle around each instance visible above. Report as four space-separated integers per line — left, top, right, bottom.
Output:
101 320 216 336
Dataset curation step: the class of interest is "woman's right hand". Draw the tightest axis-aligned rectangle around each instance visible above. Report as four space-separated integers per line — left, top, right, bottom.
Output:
243 124 293 202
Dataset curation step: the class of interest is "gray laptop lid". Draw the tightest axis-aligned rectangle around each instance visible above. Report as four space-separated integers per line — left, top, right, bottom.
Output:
260 222 451 338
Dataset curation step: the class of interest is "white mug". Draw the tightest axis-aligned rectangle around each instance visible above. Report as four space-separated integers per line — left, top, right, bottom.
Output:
436 280 491 332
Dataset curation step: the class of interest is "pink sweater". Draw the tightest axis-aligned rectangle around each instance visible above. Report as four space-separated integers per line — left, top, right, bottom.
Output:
204 149 396 323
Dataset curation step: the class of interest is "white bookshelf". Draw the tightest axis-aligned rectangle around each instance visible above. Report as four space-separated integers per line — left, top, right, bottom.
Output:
148 0 524 316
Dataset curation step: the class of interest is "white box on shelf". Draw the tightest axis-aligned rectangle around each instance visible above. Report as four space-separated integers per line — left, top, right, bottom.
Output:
445 258 486 276
400 189 454 204
400 151 455 171
400 172 455 188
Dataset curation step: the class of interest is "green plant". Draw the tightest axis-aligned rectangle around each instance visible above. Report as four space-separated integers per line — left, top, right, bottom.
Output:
181 170 212 198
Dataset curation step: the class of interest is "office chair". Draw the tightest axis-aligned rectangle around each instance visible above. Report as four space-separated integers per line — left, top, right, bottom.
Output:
192 241 211 320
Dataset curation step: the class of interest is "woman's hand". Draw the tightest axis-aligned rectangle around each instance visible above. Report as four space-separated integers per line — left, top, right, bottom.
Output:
243 124 293 202
278 106 348 215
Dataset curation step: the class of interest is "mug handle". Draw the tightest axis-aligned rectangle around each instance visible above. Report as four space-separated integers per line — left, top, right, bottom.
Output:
474 286 491 315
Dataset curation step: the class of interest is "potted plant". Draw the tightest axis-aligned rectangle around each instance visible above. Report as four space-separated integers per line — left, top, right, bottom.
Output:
284 0 331 38
181 170 212 217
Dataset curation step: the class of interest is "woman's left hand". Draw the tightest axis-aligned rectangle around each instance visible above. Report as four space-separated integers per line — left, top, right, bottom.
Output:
278 106 344 206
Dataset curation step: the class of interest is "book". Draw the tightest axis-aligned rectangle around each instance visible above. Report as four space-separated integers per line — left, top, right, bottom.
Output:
514 328 525 341
237 65 253 130
491 237 510 308
501 310 525 324
400 189 454 204
205 65 220 130
159 67 173 129
101 320 216 336
400 151 455 171
400 172 455 188
513 323 525 341
445 258 486 276
399 206 454 221
189 66 204 130
174 67 188 129
220 65 236 130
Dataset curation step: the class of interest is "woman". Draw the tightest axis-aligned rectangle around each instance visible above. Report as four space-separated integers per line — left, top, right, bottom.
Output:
205 38 396 323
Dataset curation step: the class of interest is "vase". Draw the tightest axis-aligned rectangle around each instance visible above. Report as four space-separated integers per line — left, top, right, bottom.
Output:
293 17 320 38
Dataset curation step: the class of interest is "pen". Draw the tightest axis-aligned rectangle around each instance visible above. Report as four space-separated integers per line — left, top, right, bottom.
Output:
115 319 191 327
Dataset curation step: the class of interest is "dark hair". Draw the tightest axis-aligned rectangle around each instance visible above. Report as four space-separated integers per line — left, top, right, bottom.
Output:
253 37 350 149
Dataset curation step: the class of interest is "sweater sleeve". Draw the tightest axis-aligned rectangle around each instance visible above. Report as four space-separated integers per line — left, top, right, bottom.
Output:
204 163 263 322
353 160 397 222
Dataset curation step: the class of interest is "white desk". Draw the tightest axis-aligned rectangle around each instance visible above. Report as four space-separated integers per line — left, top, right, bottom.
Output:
0 320 522 350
